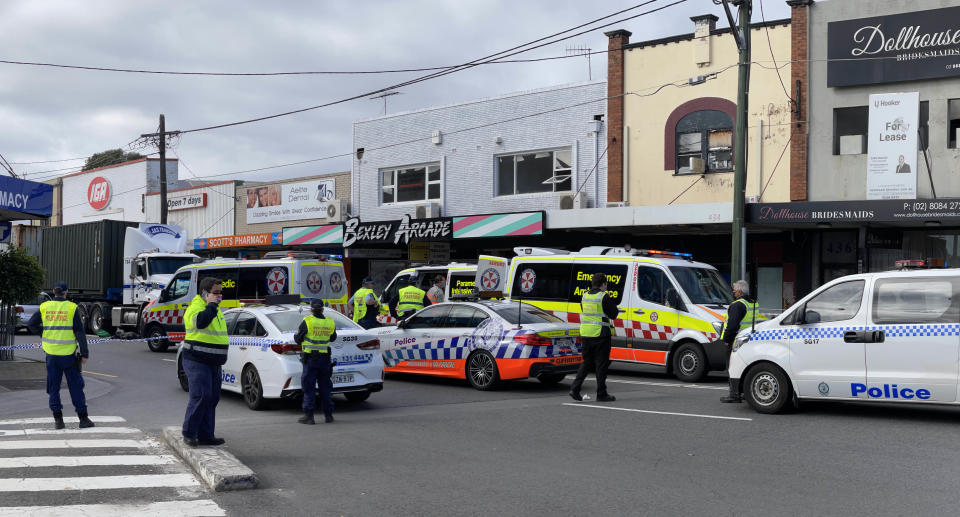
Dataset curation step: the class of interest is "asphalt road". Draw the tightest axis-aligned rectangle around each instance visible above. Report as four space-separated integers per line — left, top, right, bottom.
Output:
4 333 960 516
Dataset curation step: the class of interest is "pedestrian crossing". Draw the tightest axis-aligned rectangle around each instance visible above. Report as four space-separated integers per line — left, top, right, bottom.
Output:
0 415 226 516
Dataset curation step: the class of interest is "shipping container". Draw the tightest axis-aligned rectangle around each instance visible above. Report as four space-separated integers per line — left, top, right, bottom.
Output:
12 225 43 259
40 220 137 300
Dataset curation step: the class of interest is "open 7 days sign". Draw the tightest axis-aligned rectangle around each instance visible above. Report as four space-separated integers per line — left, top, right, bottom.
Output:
167 193 207 211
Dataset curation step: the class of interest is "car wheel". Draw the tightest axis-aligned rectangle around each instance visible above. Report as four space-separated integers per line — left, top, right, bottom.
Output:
466 350 500 391
744 363 793 414
242 365 266 410
145 324 169 353
538 373 566 385
344 391 371 403
672 342 707 382
177 356 189 392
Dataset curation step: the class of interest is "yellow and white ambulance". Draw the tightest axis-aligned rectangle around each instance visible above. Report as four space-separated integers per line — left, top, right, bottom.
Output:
141 252 348 352
480 246 735 381
377 262 479 324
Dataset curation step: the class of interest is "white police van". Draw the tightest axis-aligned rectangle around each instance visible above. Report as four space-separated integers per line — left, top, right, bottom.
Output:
729 265 960 413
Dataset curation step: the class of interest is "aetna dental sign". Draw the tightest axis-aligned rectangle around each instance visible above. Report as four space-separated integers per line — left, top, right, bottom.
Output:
828 6 960 87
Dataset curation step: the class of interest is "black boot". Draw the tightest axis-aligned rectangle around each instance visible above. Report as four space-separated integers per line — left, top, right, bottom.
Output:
324 414 334 424
52 411 65 430
78 412 95 428
720 379 742 403
298 411 315 425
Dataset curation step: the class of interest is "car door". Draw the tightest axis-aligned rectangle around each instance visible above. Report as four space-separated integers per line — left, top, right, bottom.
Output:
225 311 260 389
441 304 490 355
382 305 452 369
789 279 867 398
866 275 960 403
218 312 240 390
622 263 679 365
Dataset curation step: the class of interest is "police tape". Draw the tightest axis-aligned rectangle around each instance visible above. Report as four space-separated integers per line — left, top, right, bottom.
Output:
0 335 290 352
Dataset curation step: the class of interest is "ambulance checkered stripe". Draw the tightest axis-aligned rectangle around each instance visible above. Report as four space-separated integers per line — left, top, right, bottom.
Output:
382 331 582 367
547 310 718 342
752 323 960 341
143 309 183 325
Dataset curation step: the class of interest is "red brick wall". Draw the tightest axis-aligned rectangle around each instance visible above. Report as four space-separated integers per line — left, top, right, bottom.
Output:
788 0 813 201
605 30 631 203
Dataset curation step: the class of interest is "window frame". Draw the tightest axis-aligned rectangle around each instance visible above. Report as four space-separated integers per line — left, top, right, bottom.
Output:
495 148 573 197
231 311 261 336
404 304 452 329
674 110 734 175
871 276 960 325
947 98 960 149
165 270 192 301
379 162 441 205
801 280 865 324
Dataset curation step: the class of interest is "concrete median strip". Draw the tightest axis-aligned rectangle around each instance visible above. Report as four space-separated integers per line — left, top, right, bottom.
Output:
161 427 258 492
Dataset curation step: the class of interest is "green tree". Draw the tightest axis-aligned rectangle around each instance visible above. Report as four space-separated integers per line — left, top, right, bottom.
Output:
83 149 143 171
0 247 44 360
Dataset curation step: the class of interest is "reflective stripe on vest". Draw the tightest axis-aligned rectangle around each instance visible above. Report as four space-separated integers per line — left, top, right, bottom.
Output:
303 315 335 354
580 291 609 338
353 288 375 322
720 298 765 337
397 286 425 313
40 300 78 356
183 295 229 346
180 342 228 356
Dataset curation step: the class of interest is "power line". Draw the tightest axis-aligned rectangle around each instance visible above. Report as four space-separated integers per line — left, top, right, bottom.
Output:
176 0 683 134
9 156 87 165
758 0 793 106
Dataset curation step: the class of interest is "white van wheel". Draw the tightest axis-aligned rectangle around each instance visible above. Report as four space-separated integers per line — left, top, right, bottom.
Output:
744 363 792 414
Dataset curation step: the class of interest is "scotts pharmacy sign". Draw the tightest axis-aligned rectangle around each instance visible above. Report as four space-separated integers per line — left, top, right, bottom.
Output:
87 176 111 210
828 6 960 87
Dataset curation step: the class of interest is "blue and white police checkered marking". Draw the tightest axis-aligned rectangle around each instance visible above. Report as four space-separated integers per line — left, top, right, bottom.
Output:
751 323 960 342
381 330 581 367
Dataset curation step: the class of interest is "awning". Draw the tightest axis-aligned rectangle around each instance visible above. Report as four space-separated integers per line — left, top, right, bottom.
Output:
0 176 53 221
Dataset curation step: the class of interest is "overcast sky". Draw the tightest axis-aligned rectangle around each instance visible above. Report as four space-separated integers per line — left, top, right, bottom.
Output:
0 0 790 184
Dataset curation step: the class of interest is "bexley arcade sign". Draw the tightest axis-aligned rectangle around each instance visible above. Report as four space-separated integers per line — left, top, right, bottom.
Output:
828 6 960 87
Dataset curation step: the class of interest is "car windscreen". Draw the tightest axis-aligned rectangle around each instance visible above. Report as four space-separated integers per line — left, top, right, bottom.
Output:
491 303 563 324
148 257 196 276
668 266 734 305
267 309 361 332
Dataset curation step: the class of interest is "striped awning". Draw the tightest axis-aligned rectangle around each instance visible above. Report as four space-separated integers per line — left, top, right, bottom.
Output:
452 212 543 239
282 224 343 245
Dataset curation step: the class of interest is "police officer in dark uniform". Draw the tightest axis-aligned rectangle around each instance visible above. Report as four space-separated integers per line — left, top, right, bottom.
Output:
569 274 620 402
294 300 338 424
180 277 229 447
720 280 761 403
27 281 94 430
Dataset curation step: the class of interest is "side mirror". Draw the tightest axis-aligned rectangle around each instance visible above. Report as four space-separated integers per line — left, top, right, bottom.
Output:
804 310 821 324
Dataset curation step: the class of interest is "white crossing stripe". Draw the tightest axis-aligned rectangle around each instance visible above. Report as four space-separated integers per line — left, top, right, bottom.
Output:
0 427 140 437
0 416 125 426
0 439 152 450
0 455 178 469
563 403 753 421
0 500 225 517
0 473 201 492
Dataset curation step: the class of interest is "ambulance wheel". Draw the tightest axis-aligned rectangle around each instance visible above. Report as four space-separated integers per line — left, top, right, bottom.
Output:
466 350 500 391
538 373 566 385
344 391 371 403
744 363 792 414
177 356 189 392
242 365 266 410
145 324 169 353
672 342 707 382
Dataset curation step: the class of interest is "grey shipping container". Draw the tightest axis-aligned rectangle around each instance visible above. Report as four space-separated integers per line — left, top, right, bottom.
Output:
41 220 138 300
12 225 42 259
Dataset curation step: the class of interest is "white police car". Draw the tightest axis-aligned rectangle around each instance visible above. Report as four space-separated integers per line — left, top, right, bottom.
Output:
729 267 960 414
177 304 384 409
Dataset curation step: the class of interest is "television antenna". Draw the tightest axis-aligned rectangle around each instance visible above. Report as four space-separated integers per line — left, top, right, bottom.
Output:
369 91 402 115
565 45 593 81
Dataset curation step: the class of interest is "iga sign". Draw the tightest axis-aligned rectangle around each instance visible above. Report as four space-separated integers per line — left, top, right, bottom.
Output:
168 193 207 211
246 178 335 224
87 176 111 210
828 6 960 87
867 92 919 200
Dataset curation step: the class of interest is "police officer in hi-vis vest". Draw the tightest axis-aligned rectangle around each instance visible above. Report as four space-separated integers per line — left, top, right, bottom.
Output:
349 276 380 329
180 277 229 447
720 280 762 403
27 281 94 430
294 299 338 424
389 275 431 320
569 273 620 402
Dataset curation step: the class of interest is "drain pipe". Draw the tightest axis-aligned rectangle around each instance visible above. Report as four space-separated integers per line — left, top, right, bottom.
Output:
594 120 602 207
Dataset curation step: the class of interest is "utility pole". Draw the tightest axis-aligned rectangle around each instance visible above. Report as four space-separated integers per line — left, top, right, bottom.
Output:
140 114 179 224
723 0 751 281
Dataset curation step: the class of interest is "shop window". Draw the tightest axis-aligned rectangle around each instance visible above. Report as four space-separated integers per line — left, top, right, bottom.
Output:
919 101 929 151
833 106 868 155
496 149 572 196
949 99 960 149
674 110 733 174
380 164 440 205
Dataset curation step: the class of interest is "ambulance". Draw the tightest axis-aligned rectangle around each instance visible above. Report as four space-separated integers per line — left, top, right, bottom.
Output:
142 251 348 352
377 262 478 324
478 246 735 381
729 264 960 414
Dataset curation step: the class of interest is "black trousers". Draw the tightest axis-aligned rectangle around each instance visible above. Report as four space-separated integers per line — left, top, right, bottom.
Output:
570 336 612 396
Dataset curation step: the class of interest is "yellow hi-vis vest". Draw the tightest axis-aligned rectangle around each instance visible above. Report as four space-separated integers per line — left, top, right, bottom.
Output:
183 295 229 353
720 298 766 337
352 288 376 322
40 300 78 356
580 291 610 338
397 285 426 313
303 315 335 354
